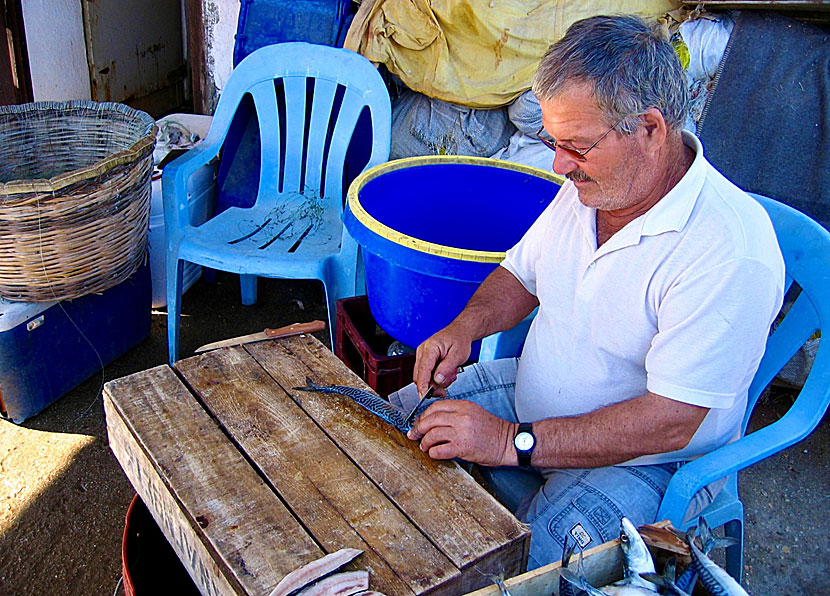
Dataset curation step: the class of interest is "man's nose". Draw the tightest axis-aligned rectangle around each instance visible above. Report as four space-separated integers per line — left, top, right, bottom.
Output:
552 149 579 176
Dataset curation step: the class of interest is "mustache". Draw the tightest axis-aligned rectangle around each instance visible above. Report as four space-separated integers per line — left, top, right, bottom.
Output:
567 169 595 183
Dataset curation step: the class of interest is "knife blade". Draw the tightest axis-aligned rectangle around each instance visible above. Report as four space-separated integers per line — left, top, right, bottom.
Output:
194 320 326 353
403 385 436 427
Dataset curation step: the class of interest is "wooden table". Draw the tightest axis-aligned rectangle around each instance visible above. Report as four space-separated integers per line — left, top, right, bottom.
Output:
104 334 529 596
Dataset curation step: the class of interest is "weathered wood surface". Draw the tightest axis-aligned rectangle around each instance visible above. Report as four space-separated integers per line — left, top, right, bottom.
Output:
244 336 529 586
104 365 323 596
105 335 529 596
175 346 455 595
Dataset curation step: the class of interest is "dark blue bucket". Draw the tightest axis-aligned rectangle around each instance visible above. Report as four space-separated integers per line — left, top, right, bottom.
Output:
344 156 562 358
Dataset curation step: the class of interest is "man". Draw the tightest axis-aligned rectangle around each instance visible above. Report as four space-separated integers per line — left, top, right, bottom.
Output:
390 15 785 569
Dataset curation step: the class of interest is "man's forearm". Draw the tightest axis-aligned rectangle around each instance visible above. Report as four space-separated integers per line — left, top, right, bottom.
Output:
506 392 709 468
450 266 539 342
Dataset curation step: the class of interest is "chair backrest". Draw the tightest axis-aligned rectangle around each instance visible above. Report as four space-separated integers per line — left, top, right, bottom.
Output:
206 42 391 215
742 193 830 442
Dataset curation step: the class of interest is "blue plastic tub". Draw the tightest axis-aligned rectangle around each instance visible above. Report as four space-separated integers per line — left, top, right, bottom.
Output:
345 156 563 358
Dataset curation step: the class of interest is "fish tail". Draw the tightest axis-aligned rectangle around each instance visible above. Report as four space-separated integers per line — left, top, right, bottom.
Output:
698 517 712 550
293 376 322 392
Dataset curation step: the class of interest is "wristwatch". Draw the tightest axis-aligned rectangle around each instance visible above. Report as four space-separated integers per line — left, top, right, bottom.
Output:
514 422 536 468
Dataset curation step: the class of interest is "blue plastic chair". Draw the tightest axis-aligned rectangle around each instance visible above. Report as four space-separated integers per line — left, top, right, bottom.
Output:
162 43 391 363
479 193 830 583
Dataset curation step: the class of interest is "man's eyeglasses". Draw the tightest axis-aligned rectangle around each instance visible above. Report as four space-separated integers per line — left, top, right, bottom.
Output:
536 119 624 162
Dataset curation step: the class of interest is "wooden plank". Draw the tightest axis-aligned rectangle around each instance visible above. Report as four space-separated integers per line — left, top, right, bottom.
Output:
104 365 323 596
244 335 530 589
175 347 458 595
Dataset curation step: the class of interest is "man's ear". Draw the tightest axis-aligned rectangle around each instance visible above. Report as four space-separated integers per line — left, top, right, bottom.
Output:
639 107 668 154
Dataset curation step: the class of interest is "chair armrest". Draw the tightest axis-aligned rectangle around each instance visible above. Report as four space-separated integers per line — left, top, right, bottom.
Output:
657 384 828 525
161 143 221 234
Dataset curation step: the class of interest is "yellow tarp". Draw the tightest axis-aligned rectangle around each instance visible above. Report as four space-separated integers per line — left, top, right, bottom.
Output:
345 0 680 108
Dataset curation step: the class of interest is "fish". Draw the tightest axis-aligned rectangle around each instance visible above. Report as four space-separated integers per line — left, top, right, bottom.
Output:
686 521 750 596
295 570 369 596
674 517 739 593
639 556 692 596
489 573 514 596
559 535 578 596
294 378 430 433
559 569 661 595
559 518 659 596
269 548 363 596
617 517 658 592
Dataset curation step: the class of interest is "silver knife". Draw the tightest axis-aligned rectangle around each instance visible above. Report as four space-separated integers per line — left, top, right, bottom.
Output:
404 385 436 426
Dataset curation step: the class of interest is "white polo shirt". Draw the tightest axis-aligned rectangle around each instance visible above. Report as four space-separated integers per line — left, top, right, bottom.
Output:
501 132 784 465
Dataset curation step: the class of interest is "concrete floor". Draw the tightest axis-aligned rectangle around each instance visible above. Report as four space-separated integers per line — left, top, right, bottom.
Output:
0 271 827 595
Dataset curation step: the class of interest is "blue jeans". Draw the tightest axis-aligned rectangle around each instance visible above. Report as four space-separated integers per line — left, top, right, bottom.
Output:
389 358 720 570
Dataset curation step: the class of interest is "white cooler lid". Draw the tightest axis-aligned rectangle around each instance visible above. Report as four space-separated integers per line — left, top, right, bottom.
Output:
0 298 56 332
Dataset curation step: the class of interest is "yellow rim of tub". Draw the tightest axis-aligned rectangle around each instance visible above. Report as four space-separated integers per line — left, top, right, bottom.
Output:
347 155 565 263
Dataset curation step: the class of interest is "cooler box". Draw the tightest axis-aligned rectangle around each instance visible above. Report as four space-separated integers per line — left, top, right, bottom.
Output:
150 113 215 308
0 265 151 423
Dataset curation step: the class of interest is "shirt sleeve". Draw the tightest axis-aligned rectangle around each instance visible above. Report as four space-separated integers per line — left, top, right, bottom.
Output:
646 257 784 409
501 191 562 296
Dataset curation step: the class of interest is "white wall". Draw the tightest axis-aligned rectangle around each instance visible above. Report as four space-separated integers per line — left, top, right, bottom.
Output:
202 0 239 110
21 0 90 101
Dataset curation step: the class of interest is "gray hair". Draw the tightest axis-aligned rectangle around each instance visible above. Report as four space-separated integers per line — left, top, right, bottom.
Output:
532 15 689 133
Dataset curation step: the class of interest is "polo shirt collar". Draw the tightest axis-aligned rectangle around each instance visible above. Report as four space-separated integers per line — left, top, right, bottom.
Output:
570 130 708 252
639 131 707 237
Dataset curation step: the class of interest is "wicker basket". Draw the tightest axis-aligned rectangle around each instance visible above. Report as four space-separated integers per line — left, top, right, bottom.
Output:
0 100 156 302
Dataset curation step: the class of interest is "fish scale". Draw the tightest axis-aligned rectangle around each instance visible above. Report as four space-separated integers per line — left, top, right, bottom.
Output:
294 378 430 433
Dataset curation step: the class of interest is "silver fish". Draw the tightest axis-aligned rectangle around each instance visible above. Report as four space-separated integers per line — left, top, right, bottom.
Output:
294 378 429 433
559 569 663 596
618 517 658 592
639 557 692 596
559 518 658 596
559 535 578 596
687 528 750 596
489 574 514 596
673 517 738 593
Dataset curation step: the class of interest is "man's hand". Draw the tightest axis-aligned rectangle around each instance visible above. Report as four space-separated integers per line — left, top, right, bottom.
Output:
413 323 472 397
407 400 516 466
411 266 538 397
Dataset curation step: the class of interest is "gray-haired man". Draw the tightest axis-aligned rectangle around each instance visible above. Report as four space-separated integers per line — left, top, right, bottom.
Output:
391 15 784 568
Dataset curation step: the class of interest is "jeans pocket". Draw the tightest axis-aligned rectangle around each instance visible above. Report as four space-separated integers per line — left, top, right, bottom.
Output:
547 489 623 552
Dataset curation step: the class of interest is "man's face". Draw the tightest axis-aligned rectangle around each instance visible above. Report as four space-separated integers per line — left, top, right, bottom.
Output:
540 84 651 211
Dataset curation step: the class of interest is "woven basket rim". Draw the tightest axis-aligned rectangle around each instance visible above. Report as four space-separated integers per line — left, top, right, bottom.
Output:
0 100 157 196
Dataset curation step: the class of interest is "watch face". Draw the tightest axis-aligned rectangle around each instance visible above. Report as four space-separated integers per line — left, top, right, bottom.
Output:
515 431 534 451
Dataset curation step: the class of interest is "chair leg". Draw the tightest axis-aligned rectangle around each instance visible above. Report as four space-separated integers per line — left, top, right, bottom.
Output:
321 281 338 350
723 518 744 584
166 258 184 364
240 274 257 305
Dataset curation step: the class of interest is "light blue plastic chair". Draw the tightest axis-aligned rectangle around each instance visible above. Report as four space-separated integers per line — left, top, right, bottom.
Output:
162 43 391 363
479 193 830 583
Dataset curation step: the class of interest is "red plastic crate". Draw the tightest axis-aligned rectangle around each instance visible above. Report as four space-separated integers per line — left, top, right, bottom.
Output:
335 296 415 397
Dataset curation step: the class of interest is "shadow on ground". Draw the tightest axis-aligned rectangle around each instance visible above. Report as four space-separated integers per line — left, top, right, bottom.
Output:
0 271 826 595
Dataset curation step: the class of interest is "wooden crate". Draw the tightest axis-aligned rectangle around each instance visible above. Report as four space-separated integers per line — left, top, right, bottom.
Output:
464 521 683 596
104 334 529 596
